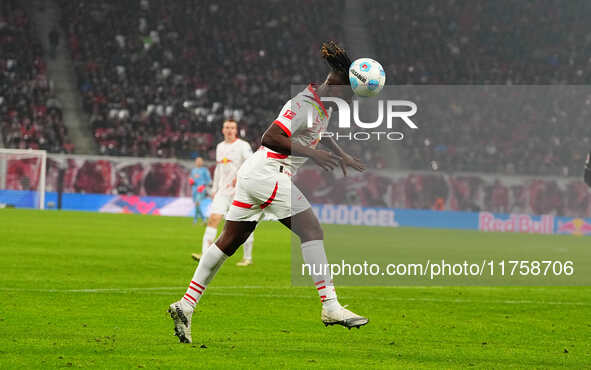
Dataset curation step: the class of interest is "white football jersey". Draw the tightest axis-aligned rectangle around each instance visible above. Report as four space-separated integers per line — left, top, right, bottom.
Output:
258 84 332 173
212 138 253 196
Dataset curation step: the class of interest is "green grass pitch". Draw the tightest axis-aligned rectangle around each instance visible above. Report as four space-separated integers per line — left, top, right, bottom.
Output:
1 208 590 368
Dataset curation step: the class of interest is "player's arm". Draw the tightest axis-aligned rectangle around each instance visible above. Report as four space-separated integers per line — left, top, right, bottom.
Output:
321 137 366 176
585 151 591 187
261 123 341 171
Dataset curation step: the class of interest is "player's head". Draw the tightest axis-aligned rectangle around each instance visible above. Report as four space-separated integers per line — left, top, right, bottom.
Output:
222 119 238 142
194 157 203 167
320 41 353 98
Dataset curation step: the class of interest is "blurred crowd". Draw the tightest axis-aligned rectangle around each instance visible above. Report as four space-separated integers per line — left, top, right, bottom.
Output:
395 85 591 177
0 0 72 153
59 0 344 158
295 168 591 218
368 0 591 176
370 0 591 85
2 0 591 179
59 0 591 176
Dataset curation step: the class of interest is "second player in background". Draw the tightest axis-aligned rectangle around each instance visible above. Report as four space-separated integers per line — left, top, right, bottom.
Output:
192 119 255 266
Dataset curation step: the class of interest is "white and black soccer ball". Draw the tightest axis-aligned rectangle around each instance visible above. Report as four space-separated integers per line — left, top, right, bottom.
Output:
349 58 386 97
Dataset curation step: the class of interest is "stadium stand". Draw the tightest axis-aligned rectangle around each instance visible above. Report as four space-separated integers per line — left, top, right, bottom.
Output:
368 0 591 176
0 0 72 153
2 0 589 178
59 0 344 158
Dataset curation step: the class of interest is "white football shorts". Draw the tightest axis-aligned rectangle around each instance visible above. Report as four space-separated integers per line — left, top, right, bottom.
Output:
209 193 233 215
225 166 311 222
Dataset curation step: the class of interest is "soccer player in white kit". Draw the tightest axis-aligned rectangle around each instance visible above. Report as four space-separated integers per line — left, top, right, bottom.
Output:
191 119 255 266
169 42 368 343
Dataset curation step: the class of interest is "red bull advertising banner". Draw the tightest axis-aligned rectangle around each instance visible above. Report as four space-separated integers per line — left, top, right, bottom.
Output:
556 217 591 236
479 212 591 236
478 212 554 234
3 188 591 237
313 205 591 237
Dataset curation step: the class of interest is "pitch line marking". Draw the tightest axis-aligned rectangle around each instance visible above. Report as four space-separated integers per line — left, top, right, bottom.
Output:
1 287 590 306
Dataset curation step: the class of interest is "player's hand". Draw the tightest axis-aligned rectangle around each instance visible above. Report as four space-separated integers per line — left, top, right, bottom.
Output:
311 149 341 172
586 152 591 169
339 153 366 176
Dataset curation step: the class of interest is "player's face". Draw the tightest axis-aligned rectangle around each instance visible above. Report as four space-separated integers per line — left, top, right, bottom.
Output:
222 121 238 142
326 72 354 100
195 157 203 167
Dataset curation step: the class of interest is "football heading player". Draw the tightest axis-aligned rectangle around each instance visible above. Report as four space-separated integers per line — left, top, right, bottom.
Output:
168 41 368 344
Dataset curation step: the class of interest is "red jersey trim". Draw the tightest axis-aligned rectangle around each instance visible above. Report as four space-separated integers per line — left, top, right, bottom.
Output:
273 120 292 137
267 151 288 159
232 200 253 209
260 182 279 209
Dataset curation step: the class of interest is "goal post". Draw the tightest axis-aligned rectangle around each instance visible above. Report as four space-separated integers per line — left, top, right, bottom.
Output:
0 148 47 210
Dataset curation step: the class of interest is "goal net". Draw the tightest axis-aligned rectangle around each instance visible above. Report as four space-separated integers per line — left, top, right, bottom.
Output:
0 149 47 209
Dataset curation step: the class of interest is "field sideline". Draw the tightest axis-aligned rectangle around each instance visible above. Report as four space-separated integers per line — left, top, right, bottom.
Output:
1 209 590 368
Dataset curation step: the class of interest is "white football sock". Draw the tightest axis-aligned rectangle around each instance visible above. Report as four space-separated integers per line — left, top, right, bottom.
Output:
301 240 339 311
243 233 254 261
182 244 228 311
201 226 217 255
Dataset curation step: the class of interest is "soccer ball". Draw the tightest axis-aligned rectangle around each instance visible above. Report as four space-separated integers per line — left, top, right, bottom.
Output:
348 58 386 97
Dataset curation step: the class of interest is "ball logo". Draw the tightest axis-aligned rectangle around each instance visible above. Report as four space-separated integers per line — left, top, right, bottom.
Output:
367 80 379 91
360 63 370 72
349 69 367 83
350 77 359 89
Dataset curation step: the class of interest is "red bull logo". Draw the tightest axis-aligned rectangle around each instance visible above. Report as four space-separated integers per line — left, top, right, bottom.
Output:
116 195 161 215
478 212 554 234
557 218 591 236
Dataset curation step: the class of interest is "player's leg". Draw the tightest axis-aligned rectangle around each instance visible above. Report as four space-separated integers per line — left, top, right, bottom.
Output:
193 193 228 260
169 219 256 343
192 213 221 261
192 193 199 224
261 179 341 310
188 220 256 303
192 214 221 260
204 213 222 249
186 220 256 308
237 231 254 266
171 174 263 343
193 201 200 224
195 193 207 223
195 201 205 223
279 208 334 302
279 208 369 329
